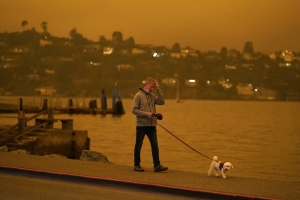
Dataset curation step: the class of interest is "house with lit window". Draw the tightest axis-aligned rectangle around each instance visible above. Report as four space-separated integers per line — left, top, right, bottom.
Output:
35 86 56 95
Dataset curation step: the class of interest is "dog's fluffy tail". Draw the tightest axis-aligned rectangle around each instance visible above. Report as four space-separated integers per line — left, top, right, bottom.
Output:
213 156 218 161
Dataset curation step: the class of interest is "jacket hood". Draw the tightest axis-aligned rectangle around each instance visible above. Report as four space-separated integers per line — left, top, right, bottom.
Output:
139 88 148 94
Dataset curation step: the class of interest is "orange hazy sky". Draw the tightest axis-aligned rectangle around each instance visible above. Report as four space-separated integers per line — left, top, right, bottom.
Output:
1 0 299 53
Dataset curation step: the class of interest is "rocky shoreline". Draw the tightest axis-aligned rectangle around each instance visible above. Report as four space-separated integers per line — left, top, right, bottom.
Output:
0 146 110 163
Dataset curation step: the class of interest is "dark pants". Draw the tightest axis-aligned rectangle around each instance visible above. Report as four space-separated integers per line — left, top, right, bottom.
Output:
134 126 160 167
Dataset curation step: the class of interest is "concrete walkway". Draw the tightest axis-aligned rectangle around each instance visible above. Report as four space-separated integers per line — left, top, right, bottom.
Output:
0 152 298 199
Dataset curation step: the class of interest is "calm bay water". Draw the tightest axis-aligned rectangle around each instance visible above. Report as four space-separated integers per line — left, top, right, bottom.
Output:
1 97 300 182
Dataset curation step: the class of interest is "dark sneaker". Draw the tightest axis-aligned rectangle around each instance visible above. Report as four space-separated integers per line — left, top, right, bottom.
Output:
134 165 144 172
154 164 168 172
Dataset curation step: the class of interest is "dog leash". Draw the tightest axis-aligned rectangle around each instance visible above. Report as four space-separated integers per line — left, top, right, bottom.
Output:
152 116 216 162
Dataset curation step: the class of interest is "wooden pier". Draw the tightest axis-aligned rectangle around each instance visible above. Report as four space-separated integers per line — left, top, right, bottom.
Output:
0 96 125 115
0 98 90 159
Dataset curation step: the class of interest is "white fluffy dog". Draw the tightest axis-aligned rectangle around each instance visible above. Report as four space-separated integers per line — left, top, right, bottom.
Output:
208 156 233 179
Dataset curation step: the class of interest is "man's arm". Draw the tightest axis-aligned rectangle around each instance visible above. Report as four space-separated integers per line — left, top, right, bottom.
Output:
154 82 165 105
132 94 149 117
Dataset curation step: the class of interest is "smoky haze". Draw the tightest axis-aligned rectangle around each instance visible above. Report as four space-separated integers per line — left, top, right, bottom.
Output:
0 0 300 53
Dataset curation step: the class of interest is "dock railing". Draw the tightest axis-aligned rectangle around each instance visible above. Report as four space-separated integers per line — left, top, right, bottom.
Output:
0 98 74 146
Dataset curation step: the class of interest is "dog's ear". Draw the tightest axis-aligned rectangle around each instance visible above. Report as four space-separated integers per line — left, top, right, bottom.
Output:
231 165 234 169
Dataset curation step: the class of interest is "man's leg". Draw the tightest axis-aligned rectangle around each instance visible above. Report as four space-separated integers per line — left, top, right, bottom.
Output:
147 126 168 172
146 126 160 167
134 127 145 166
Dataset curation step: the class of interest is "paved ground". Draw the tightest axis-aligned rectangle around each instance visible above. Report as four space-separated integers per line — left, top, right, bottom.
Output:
0 152 299 199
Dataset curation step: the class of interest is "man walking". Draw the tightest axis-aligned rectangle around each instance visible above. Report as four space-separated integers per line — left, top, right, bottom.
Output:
132 77 168 172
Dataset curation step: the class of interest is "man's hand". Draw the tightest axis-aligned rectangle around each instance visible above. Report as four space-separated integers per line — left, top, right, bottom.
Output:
155 82 159 89
147 112 153 118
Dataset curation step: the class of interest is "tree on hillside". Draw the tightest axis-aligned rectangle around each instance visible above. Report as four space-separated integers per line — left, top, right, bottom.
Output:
243 41 254 55
220 47 228 58
112 31 123 43
21 20 28 31
69 28 87 44
41 21 48 33
99 35 108 46
124 36 135 48
172 43 181 53
68 28 90 51
70 28 81 39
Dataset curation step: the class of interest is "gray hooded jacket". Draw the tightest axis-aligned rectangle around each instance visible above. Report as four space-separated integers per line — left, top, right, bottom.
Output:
132 88 165 126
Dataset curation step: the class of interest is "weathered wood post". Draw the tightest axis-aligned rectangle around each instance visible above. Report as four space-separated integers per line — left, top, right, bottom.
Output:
101 89 107 110
76 96 78 108
47 97 54 129
18 97 23 111
42 98 48 110
18 98 26 137
56 96 59 108
68 99 73 114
